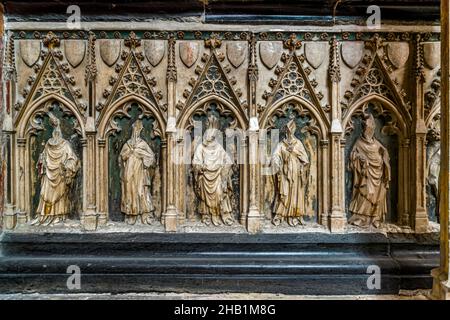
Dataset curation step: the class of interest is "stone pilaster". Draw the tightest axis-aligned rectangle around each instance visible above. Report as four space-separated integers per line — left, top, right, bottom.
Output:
246 33 261 234
411 34 429 232
328 36 346 232
82 117 98 231
163 35 178 232
432 0 450 300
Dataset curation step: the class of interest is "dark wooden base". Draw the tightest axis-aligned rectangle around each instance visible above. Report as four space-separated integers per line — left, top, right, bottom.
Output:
0 232 439 295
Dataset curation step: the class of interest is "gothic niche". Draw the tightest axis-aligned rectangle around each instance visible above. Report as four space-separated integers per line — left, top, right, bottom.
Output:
29 101 83 225
262 102 319 226
182 102 242 227
426 113 440 223
107 102 162 224
345 102 400 228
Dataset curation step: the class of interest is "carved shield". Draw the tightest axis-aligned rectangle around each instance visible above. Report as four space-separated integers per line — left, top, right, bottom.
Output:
387 42 409 69
143 40 165 67
64 40 86 68
226 42 247 68
341 42 364 69
19 40 41 67
179 42 199 68
99 39 122 67
259 42 282 70
304 42 326 69
423 42 440 70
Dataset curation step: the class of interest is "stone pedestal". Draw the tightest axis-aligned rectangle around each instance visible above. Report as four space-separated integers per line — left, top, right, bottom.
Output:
82 206 99 231
3 204 16 230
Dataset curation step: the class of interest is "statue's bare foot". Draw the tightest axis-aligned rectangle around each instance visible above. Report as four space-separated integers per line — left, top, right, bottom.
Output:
372 220 381 229
141 214 153 225
201 215 211 226
223 216 234 226
289 217 302 227
272 216 282 226
126 215 137 225
211 215 222 226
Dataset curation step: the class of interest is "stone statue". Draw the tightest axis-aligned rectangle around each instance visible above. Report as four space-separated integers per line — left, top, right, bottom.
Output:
31 112 80 226
271 119 310 226
348 114 391 228
192 115 234 226
119 119 156 225
427 145 440 222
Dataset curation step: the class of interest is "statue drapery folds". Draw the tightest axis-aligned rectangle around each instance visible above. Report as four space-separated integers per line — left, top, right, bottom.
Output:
32 112 80 226
119 119 156 225
348 114 391 228
271 119 310 226
192 115 235 226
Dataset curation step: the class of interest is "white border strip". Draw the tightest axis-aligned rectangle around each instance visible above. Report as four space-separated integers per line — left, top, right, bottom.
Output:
5 21 441 33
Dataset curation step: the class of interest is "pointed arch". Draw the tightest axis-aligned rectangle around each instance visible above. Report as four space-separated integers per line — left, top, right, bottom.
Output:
259 95 329 140
97 93 167 139
342 94 409 138
343 54 412 126
177 94 248 130
16 93 85 139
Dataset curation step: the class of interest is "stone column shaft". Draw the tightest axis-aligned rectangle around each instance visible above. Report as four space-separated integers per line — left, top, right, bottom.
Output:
432 0 450 299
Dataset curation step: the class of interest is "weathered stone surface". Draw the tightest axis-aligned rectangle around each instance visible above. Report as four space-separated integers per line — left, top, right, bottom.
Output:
99 39 122 66
179 41 199 68
143 40 165 67
341 42 364 68
304 42 326 69
226 41 247 68
259 42 282 69
64 40 86 68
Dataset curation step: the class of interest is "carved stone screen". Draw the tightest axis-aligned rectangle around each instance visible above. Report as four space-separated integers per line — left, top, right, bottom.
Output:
0 0 444 296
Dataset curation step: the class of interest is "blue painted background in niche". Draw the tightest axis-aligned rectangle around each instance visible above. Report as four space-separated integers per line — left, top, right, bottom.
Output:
264 104 318 222
30 102 83 220
185 102 241 222
344 105 399 223
108 103 162 222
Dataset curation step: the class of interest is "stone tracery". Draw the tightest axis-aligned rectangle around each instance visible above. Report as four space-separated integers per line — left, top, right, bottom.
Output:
0 29 441 235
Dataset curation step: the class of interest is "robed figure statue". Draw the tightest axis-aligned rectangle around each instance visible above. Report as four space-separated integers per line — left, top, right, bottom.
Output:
119 120 156 225
192 115 234 226
271 119 310 226
32 112 80 226
348 113 391 228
